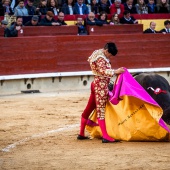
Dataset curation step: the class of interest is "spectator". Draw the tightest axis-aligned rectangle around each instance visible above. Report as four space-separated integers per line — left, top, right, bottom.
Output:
156 0 170 13
120 10 138 24
110 0 125 16
135 0 148 14
55 11 67 25
143 21 158 33
40 10 60 26
85 0 91 6
10 0 18 12
25 0 36 15
0 19 8 28
87 0 100 14
85 0 100 4
76 17 88 35
0 20 9 37
159 20 170 34
86 11 103 25
98 0 110 14
85 0 91 5
61 0 75 15
14 0 28 16
36 0 48 15
32 0 40 7
0 0 14 16
109 13 121 25
107 0 114 6
6 16 23 37
98 11 109 24
47 0 60 15
124 0 137 14
73 0 89 15
24 15 40 26
147 0 157 13
58 0 66 9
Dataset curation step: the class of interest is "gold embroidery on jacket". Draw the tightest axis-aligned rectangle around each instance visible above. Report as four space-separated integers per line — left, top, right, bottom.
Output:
88 49 114 119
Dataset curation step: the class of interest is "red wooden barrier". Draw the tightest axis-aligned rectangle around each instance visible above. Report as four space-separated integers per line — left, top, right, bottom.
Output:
0 25 78 37
22 25 78 36
1 24 143 37
0 27 4 36
0 34 170 76
87 24 143 35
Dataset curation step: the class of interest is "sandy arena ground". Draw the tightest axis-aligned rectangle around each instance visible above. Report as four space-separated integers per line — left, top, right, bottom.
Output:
0 90 170 170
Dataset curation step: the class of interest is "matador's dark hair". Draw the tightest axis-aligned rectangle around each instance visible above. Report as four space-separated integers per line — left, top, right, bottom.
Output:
104 42 118 56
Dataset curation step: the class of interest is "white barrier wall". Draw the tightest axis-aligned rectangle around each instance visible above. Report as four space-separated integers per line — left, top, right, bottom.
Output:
0 68 170 95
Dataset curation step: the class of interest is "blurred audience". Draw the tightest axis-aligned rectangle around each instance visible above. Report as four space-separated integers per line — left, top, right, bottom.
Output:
10 0 18 12
5 16 23 37
73 0 89 15
25 0 37 15
0 19 9 37
0 19 8 28
56 11 67 25
24 15 40 25
36 0 48 15
98 11 109 24
88 0 100 14
120 10 138 24
124 0 137 13
110 0 125 16
107 0 115 6
61 0 75 15
98 0 110 14
143 21 158 33
156 0 170 13
47 0 60 16
86 11 103 25
14 0 28 16
147 0 157 13
159 19 170 34
109 13 121 25
76 16 87 35
135 0 148 14
0 0 14 16
40 10 60 25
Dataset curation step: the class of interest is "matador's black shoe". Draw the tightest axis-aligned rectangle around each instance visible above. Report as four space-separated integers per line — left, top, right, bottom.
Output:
102 138 120 143
77 135 89 140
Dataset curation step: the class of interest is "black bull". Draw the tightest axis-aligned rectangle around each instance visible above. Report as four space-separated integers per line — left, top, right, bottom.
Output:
134 73 170 125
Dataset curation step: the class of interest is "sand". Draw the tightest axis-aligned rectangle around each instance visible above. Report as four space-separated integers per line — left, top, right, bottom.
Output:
0 90 170 170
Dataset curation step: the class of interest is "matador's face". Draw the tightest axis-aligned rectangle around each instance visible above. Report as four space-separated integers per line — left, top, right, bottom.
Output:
103 49 113 59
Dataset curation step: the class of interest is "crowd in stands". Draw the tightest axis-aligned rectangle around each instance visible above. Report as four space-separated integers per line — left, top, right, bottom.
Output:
143 19 170 33
0 0 170 36
0 0 170 17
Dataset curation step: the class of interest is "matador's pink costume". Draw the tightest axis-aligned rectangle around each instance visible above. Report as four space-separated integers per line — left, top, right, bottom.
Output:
81 49 115 120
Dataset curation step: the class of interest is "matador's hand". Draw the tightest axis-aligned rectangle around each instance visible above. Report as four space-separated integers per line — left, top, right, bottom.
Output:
114 67 125 75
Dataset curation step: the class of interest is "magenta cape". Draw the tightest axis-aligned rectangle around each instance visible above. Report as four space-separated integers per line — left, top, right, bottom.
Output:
109 68 170 133
86 68 170 141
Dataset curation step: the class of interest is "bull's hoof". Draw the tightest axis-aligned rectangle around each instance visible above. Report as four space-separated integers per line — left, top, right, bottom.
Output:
77 135 89 140
102 138 120 143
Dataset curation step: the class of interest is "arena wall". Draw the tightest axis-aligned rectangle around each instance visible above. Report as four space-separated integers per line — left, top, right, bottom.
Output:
0 34 170 94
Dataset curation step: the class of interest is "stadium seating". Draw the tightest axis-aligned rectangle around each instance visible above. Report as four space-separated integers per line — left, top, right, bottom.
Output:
1 14 170 31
